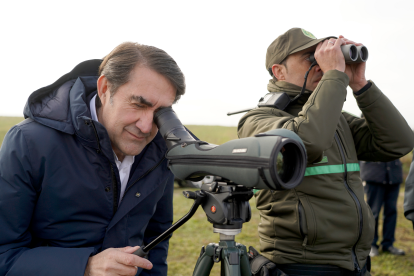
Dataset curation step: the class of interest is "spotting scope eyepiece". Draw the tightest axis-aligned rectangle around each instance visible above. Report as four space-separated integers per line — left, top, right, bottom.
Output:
309 44 368 64
154 107 307 190
154 107 196 149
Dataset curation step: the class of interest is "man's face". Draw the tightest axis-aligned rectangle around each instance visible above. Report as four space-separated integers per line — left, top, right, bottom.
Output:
97 66 176 161
281 45 323 91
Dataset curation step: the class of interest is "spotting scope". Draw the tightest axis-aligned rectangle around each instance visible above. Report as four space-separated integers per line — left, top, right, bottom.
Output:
133 108 308 274
154 107 307 190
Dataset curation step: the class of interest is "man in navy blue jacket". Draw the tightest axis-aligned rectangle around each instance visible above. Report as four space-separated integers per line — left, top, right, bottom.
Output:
0 42 185 276
360 160 405 257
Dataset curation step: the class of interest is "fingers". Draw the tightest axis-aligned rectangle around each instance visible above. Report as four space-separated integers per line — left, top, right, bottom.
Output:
323 38 343 51
316 40 324 52
314 38 346 72
317 38 332 53
106 262 138 276
86 247 153 276
324 38 344 48
114 250 153 271
335 38 345 47
339 35 363 46
119 246 140 254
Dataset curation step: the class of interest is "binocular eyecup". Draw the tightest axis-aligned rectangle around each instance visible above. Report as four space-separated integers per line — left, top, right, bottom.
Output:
309 44 368 64
341 44 368 63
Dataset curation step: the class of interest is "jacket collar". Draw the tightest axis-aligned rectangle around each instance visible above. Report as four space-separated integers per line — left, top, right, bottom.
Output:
267 79 312 106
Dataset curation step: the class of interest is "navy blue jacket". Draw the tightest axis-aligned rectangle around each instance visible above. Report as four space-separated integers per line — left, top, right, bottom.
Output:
360 160 403 185
0 60 174 276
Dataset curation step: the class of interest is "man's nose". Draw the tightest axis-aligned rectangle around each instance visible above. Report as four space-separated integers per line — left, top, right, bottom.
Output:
314 64 322 73
136 112 153 134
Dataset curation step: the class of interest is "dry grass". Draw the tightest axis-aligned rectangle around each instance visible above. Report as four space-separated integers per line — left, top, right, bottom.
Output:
0 116 24 145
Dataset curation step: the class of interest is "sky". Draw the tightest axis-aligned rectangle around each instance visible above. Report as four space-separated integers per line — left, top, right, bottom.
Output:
1 0 414 128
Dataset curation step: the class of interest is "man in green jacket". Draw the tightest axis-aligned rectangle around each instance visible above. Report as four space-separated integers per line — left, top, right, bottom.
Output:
238 28 414 276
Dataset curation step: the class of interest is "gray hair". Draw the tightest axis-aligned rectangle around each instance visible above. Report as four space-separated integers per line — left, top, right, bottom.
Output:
97 42 185 108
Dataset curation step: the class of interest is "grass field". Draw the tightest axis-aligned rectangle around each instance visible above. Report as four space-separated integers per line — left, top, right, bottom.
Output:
0 116 24 145
0 116 413 275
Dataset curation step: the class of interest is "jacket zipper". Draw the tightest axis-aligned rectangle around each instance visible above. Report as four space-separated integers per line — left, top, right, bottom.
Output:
336 131 349 158
298 201 308 247
298 202 305 237
334 133 362 273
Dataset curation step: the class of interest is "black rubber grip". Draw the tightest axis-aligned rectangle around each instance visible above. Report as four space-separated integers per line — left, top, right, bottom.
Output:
133 247 148 258
183 191 196 199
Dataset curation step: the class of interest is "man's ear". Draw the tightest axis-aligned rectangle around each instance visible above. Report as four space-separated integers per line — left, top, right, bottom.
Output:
272 64 285 81
97 75 109 105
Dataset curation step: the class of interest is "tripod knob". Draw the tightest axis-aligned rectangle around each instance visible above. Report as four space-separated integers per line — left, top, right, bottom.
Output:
183 191 197 199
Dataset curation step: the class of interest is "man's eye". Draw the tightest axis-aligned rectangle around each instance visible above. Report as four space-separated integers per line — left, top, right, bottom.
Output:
135 104 144 108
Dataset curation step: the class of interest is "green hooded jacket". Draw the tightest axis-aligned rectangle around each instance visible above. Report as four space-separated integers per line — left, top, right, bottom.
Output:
238 70 414 274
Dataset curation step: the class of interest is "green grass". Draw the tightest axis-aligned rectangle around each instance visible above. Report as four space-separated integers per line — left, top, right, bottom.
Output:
168 184 414 276
0 116 413 275
401 152 413 180
0 116 24 145
167 186 261 276
369 186 414 276
185 125 239 145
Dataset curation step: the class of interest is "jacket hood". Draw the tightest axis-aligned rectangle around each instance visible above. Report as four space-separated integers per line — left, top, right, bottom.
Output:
23 59 103 134
22 59 168 162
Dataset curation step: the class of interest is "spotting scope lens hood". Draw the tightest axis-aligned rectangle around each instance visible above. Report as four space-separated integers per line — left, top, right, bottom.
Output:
154 108 307 190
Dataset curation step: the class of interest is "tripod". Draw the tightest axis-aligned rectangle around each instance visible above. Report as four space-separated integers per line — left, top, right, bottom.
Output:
191 181 253 276
192 232 250 276
133 179 254 276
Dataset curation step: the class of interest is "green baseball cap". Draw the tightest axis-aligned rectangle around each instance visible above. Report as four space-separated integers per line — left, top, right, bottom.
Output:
265 28 336 72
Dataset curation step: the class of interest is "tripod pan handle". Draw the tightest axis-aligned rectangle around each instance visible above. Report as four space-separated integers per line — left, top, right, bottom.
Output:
133 247 148 258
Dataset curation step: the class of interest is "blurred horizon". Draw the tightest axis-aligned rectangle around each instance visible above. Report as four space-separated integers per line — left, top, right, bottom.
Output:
2 0 414 129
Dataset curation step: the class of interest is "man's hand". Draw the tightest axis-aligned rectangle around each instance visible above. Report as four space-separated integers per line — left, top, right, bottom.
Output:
84 246 153 276
314 37 346 73
339 35 368 91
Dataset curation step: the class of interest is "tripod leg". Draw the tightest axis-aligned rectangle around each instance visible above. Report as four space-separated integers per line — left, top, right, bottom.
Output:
192 244 215 276
237 244 251 276
221 257 241 276
220 242 241 276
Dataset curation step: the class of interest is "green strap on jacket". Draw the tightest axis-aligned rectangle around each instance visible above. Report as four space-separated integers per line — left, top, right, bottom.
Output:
253 163 360 194
304 163 360 177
